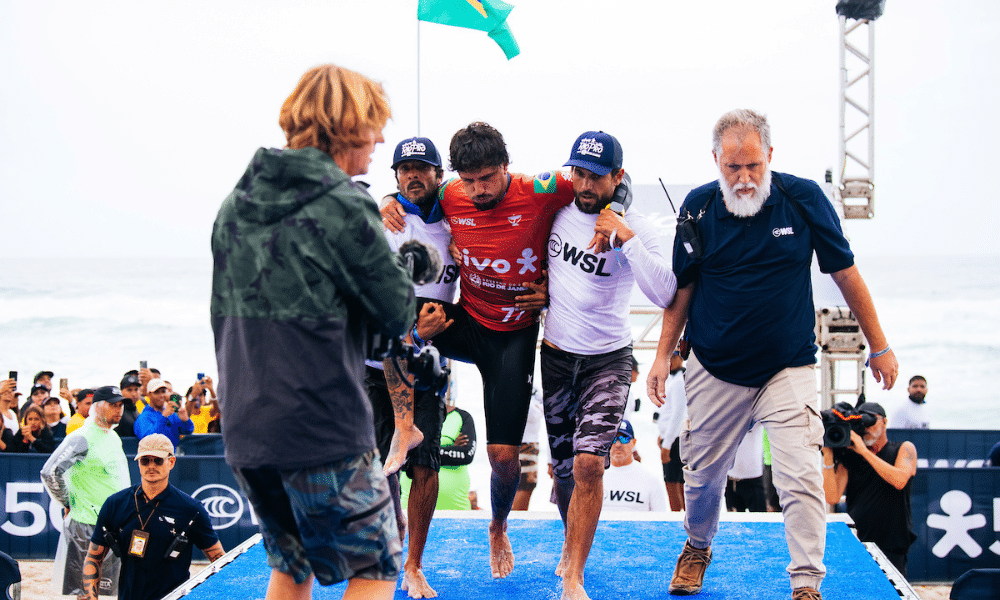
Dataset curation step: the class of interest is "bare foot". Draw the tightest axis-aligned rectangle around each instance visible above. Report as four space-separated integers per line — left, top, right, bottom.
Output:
555 542 569 577
383 424 424 475
401 568 437 598
488 521 515 579
561 580 591 600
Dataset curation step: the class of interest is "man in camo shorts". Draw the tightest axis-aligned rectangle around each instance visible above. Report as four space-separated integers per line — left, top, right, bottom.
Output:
541 131 676 600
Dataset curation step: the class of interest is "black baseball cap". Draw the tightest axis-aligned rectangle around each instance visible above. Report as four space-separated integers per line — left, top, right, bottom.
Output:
76 389 95 402
120 373 140 389
33 370 54 383
93 386 125 404
857 402 886 418
391 137 442 169
30 383 49 395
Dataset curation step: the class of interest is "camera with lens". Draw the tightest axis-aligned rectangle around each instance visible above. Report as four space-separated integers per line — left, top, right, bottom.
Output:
366 239 450 394
820 401 879 448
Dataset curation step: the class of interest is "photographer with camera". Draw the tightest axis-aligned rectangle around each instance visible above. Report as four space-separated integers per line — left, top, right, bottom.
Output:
821 401 917 576
132 379 192 451
212 64 417 600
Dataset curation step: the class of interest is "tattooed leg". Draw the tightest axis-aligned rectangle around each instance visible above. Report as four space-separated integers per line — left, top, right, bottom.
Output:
382 356 423 475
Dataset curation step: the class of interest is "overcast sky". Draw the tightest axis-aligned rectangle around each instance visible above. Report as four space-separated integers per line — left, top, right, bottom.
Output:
2 0 998 259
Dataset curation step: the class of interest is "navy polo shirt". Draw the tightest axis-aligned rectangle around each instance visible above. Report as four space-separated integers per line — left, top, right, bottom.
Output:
673 172 854 387
93 483 219 600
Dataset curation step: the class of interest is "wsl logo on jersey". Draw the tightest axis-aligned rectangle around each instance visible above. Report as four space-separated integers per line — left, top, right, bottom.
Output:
548 233 612 277
773 226 794 238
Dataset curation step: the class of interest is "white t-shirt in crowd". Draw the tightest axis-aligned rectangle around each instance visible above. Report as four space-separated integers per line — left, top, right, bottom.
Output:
602 460 668 512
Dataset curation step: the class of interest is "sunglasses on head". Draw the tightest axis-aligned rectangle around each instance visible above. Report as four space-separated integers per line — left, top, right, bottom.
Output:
139 456 165 466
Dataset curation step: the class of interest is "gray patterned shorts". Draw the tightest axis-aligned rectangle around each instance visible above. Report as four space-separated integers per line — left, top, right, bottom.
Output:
233 451 402 586
541 343 632 480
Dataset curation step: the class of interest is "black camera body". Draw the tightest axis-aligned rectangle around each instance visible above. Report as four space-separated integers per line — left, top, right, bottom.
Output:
821 402 878 448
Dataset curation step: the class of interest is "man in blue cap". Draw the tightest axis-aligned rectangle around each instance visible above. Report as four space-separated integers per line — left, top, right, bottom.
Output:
369 136 457 598
542 131 675 600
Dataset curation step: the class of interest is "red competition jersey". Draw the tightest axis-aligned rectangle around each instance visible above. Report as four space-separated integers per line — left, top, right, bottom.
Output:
439 171 574 331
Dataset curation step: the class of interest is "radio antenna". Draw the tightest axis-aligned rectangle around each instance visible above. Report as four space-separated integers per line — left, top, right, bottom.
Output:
658 178 677 214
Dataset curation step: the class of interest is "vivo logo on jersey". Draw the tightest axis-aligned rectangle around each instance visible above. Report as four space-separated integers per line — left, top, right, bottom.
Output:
549 234 612 277
451 217 476 226
773 226 794 238
462 248 538 275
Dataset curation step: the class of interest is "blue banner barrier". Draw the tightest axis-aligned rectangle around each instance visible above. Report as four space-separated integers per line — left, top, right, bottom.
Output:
888 429 1000 467
909 468 1000 582
3 453 999 582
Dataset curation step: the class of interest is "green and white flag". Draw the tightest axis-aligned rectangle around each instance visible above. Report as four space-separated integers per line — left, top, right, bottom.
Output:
417 0 520 60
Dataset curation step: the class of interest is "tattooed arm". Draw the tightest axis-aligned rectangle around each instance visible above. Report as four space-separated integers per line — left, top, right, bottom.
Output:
381 355 423 476
82 542 109 600
201 541 225 562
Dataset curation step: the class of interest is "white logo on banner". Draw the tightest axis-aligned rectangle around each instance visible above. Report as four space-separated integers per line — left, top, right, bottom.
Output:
926 490 988 557
192 484 245 530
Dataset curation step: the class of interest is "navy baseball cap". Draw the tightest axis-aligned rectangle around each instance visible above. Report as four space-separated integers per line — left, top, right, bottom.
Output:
564 131 623 176
391 137 442 169
617 419 635 440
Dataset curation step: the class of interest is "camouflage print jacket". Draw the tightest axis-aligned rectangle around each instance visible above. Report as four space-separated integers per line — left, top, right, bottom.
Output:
211 147 416 470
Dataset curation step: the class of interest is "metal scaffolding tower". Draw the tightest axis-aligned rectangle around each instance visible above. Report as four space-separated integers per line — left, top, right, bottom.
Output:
835 3 882 219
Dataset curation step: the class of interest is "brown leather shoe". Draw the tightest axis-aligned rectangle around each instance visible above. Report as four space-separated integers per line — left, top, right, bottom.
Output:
668 540 712 595
791 587 822 600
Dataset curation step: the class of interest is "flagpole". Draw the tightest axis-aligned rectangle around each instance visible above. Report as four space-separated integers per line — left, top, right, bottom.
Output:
416 18 421 136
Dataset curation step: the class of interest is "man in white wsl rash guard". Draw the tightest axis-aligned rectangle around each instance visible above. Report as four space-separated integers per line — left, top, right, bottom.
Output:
541 131 676 600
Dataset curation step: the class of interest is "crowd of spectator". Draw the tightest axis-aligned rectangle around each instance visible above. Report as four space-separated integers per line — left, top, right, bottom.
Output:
0 368 220 454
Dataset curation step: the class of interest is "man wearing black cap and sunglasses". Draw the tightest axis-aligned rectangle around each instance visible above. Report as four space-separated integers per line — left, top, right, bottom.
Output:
84 433 224 600
42 385 131 599
821 402 917 576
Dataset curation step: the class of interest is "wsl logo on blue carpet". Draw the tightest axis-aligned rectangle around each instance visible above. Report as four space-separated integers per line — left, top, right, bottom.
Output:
192 484 247 529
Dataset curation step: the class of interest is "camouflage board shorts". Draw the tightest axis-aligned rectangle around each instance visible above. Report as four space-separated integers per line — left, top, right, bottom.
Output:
540 343 632 480
232 451 401 586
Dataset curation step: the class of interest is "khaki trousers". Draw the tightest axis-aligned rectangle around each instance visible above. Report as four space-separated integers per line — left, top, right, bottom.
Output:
681 353 826 591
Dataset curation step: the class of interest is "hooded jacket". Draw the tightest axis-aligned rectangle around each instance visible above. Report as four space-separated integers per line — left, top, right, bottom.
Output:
212 147 416 469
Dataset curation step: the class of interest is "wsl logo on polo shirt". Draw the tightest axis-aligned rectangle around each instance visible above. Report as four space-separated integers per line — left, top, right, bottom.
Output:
400 140 427 158
773 226 794 238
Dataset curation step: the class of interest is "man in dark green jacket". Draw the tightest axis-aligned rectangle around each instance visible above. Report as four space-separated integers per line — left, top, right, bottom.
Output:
211 63 416 600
